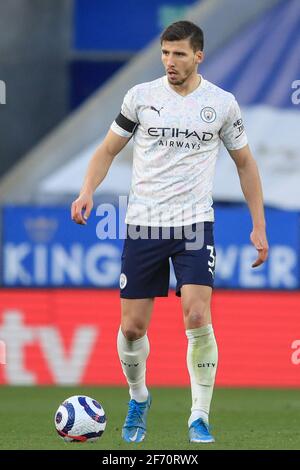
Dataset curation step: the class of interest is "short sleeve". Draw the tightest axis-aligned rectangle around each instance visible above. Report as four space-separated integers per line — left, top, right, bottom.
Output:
110 87 139 138
220 99 248 150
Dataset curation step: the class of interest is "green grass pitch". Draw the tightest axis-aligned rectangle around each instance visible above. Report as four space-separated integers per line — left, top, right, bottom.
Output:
0 386 299 450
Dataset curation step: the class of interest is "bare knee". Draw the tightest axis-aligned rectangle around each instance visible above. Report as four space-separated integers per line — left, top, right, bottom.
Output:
121 324 147 341
121 298 153 341
183 302 211 329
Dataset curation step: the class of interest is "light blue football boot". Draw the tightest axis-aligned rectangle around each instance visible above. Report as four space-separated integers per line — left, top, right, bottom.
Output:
189 418 215 443
122 395 152 443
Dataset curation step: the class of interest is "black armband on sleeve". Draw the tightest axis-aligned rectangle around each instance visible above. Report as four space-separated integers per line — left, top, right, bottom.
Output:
115 112 137 133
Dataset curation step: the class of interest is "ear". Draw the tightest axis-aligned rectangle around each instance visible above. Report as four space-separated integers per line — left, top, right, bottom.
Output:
195 50 204 65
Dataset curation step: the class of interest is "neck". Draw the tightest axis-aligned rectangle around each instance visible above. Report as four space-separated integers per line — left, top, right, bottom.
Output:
168 72 201 97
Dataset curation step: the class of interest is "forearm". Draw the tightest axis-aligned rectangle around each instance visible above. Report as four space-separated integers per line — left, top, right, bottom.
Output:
237 158 266 229
80 145 114 195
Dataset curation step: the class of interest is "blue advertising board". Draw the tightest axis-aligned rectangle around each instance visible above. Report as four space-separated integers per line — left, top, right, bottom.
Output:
214 205 300 289
2 204 300 288
2 205 124 287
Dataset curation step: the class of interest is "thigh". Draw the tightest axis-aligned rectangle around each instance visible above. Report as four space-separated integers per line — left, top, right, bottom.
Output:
171 222 216 297
120 226 170 299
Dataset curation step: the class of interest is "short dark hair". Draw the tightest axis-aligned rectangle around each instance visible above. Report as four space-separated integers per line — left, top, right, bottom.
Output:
160 21 204 52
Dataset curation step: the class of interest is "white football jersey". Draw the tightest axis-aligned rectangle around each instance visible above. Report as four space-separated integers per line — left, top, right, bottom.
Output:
111 75 247 227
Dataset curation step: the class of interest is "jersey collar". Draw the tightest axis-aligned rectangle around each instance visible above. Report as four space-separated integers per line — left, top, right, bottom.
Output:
162 74 206 98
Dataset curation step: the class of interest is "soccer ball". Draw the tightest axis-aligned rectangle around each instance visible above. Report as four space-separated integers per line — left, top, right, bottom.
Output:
54 395 107 442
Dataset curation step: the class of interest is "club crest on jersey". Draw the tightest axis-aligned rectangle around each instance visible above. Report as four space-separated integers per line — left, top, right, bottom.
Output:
200 107 216 123
120 273 127 289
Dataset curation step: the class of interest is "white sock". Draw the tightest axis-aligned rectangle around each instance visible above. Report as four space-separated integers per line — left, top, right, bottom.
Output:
186 324 218 427
117 327 149 403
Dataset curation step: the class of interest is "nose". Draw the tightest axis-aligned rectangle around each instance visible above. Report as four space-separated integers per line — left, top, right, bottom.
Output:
166 54 175 68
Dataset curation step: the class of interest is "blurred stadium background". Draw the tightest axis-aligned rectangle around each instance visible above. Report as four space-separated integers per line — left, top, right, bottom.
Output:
0 0 300 450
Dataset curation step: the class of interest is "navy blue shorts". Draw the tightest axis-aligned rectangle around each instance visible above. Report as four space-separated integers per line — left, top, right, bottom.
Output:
120 222 216 298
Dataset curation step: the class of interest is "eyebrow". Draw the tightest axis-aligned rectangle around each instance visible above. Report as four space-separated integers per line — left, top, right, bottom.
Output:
161 49 188 54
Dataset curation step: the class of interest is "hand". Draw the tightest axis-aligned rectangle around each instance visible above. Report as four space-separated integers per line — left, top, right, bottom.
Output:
71 192 93 225
250 228 269 268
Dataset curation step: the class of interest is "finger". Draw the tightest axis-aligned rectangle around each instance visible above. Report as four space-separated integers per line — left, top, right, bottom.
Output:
75 217 86 225
252 256 262 268
71 202 76 220
74 206 86 225
258 246 268 260
83 211 90 220
252 248 268 268
77 213 87 225
71 203 80 222
83 205 92 221
76 217 86 225
80 205 88 224
72 203 84 223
